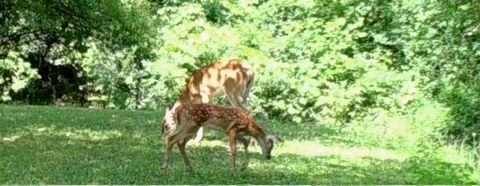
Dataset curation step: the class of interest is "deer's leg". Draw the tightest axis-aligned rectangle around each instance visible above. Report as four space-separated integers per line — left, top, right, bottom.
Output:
226 91 247 111
236 91 249 111
242 79 253 111
236 136 250 171
241 95 249 111
228 129 238 174
178 135 194 173
193 127 204 144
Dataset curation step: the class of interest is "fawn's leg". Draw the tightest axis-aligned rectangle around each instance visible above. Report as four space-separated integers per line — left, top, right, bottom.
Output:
228 129 238 174
162 128 190 174
162 134 180 174
178 136 194 173
236 136 250 171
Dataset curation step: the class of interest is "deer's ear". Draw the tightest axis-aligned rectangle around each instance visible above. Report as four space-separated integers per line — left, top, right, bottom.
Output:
267 135 284 143
165 104 173 113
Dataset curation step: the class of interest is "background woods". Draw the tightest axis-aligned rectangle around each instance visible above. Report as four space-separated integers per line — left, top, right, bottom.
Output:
1 0 480 184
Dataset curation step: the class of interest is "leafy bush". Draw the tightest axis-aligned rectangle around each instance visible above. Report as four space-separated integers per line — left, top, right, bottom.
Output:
0 51 39 101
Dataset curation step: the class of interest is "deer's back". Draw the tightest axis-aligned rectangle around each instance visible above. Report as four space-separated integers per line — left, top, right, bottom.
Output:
183 59 253 96
176 104 250 128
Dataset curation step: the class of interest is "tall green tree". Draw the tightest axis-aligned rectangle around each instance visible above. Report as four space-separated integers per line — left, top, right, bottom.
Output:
0 0 155 104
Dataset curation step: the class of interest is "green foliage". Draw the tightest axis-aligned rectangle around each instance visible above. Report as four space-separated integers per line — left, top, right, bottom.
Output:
0 0 155 105
370 0 480 143
0 51 39 101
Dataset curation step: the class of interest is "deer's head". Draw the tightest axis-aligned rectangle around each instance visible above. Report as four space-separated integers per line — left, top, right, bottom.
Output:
255 133 283 159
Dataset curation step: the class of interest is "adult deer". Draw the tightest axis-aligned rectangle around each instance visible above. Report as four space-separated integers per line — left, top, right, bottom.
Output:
162 103 282 174
161 59 255 143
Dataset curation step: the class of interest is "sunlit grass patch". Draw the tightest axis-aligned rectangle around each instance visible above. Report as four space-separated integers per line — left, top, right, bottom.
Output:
2 126 122 142
277 140 408 161
196 139 408 161
0 104 477 184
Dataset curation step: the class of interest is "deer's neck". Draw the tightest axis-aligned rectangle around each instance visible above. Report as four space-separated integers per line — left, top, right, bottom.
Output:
248 123 267 138
172 97 190 109
172 90 197 109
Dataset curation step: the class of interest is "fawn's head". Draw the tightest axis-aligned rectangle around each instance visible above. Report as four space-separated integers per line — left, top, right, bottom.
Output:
253 124 283 159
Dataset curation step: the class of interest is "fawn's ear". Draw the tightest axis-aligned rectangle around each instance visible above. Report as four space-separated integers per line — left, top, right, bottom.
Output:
267 134 284 143
165 104 172 112
165 105 174 119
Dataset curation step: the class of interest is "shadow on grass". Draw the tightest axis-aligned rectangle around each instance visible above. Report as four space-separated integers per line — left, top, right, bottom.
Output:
0 105 474 184
0 133 473 184
164 146 472 184
0 104 350 145
234 119 366 148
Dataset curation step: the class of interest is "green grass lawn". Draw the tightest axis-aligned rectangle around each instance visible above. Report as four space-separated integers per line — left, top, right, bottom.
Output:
0 105 476 184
